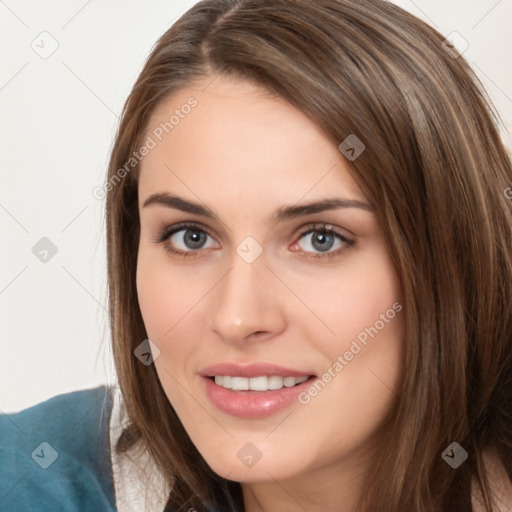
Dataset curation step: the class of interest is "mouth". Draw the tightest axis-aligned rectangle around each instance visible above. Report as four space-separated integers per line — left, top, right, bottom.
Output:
200 362 317 418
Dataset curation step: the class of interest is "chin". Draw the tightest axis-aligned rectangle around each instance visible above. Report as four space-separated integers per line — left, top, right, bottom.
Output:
199 444 307 483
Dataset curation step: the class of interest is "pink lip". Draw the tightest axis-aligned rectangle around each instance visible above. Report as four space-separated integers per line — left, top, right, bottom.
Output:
200 362 316 418
202 376 316 418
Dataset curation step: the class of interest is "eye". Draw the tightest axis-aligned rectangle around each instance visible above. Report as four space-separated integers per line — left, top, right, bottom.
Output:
152 222 217 257
293 223 354 259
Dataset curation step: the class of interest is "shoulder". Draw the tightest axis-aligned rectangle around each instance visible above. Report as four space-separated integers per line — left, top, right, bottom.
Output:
0 386 116 512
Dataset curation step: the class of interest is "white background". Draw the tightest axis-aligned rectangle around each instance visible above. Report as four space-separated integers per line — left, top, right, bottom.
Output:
1 0 511 413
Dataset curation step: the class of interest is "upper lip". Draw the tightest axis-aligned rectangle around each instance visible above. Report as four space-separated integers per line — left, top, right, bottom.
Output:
200 362 315 378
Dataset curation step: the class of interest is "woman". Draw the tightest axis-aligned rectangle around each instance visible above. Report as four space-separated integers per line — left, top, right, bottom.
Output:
2 0 511 511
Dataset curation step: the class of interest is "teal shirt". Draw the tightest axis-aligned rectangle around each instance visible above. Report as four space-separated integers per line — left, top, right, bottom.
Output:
0 386 116 512
0 387 231 512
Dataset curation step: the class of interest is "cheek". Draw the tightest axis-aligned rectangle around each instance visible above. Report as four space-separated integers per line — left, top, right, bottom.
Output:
135 247 212 387
318 257 403 396
135 251 200 410
135 245 201 340
333 257 402 348
290 243 405 421
288 243 403 356
136 257 174 340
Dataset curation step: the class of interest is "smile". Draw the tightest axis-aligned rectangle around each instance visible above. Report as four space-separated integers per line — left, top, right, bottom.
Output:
212 375 309 391
200 362 317 417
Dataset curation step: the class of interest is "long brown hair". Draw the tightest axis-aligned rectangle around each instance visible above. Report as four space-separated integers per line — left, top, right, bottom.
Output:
105 0 512 510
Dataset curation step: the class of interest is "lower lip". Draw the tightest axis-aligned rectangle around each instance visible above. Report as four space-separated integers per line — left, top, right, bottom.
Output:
202 376 315 418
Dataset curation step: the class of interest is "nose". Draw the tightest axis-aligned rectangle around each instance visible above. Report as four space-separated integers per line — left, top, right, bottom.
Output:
208 250 287 345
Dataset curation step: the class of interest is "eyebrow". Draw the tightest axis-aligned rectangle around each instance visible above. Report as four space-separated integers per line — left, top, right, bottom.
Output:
142 192 373 223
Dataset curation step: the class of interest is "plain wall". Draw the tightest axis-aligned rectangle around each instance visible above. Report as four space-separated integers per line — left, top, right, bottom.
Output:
1 0 510 413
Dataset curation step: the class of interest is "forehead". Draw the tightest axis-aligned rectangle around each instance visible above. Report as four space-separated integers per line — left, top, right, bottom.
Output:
138 75 365 207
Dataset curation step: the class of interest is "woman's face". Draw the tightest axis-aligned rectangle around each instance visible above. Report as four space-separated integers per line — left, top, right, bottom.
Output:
136 75 404 488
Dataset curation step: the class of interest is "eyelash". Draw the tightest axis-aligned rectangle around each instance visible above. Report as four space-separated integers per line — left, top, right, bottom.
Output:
151 222 355 260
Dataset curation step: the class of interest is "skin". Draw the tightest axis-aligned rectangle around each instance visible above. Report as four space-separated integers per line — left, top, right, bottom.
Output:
136 74 405 512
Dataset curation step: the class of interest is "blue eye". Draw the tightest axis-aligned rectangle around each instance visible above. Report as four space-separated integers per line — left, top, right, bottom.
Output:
169 228 213 251
299 230 338 252
152 222 216 257
295 224 354 259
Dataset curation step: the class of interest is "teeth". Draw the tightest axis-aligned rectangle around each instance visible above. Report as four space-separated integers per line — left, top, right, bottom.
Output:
283 377 297 387
231 376 249 390
213 375 308 391
249 376 268 391
268 376 284 390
